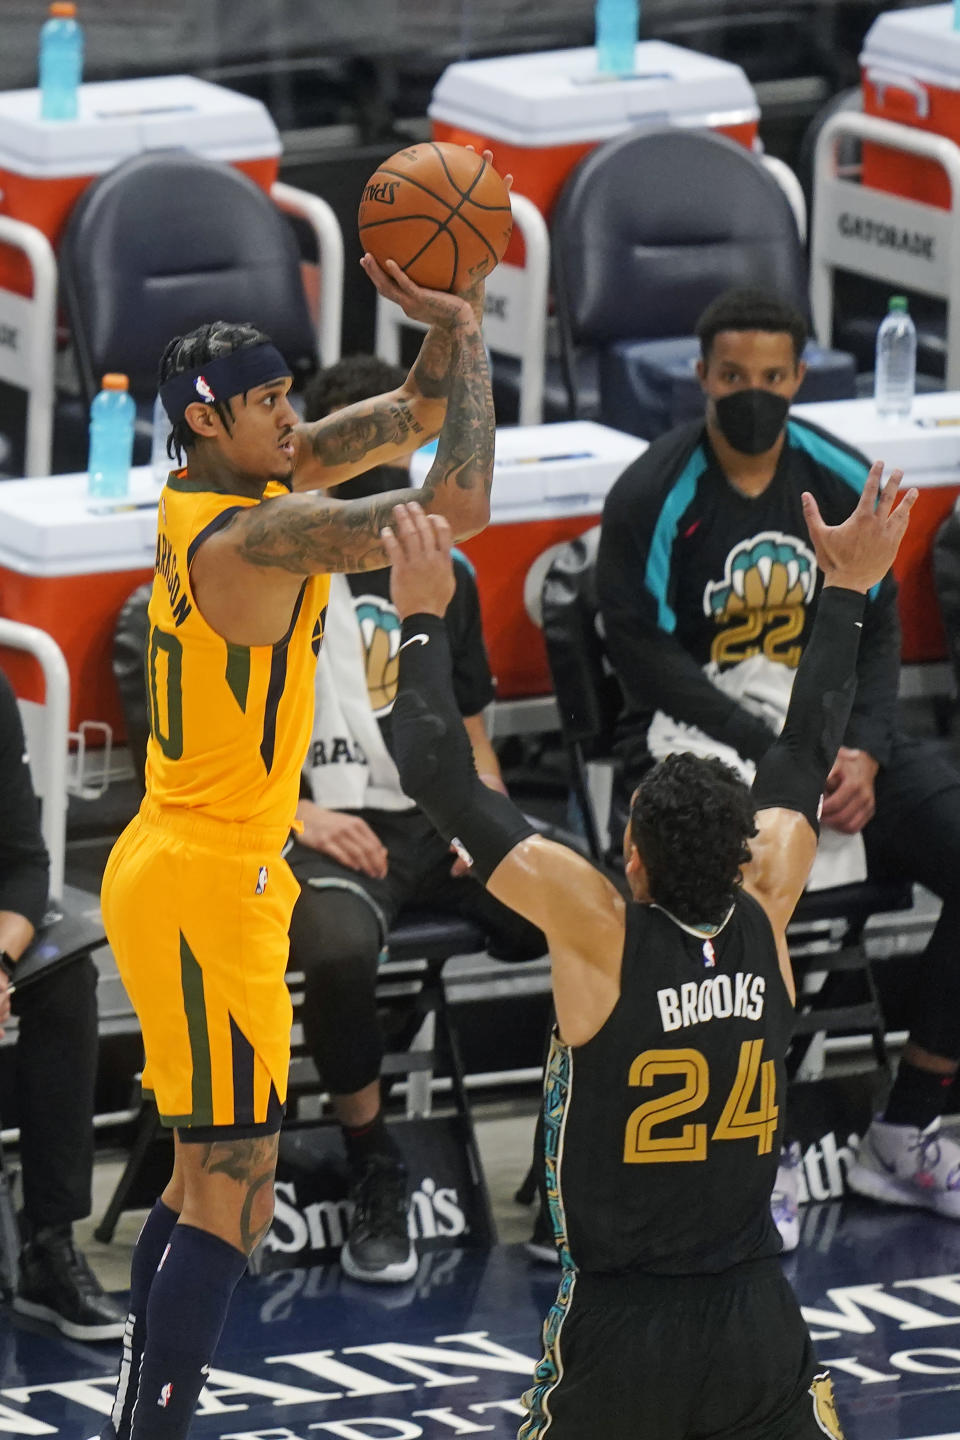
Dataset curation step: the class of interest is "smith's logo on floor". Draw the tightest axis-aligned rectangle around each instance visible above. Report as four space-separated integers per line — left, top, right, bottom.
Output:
265 1176 467 1259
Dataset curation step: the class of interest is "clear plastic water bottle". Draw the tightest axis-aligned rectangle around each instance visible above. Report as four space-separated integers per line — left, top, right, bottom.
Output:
595 0 639 75
874 296 917 421
150 393 170 488
88 374 136 501
39 2 83 121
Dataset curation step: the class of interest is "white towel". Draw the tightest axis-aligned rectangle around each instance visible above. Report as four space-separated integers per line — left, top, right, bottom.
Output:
647 654 867 891
303 574 413 812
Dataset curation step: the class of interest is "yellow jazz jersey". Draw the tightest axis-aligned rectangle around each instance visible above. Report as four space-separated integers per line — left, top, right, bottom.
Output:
145 473 330 830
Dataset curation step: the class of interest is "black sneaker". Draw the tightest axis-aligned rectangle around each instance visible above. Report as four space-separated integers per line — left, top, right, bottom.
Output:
14 1227 126 1341
341 1156 418 1285
525 1205 560 1266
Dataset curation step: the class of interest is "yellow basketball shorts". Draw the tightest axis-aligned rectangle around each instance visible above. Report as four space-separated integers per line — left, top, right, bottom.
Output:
101 801 299 1132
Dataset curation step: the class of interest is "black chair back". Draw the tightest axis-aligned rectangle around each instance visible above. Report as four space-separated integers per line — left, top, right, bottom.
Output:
550 126 808 415
59 149 317 406
541 526 624 859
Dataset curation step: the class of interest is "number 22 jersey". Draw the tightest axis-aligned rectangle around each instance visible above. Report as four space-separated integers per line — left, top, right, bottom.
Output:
545 889 795 1275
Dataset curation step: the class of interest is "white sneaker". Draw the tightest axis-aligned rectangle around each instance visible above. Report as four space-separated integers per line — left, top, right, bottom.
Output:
847 1116 960 1219
771 1141 802 1252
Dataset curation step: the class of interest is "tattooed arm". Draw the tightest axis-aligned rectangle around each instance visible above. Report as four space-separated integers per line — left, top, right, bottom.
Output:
290 262 486 494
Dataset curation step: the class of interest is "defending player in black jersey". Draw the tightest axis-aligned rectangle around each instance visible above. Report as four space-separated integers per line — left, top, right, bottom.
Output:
380 466 915 1440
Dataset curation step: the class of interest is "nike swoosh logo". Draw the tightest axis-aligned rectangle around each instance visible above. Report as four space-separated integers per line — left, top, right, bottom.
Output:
399 633 430 651
855 621 863 629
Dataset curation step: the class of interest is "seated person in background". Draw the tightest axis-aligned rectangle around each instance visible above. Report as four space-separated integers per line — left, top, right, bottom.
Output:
0 667 124 1341
596 287 960 1228
287 357 546 1285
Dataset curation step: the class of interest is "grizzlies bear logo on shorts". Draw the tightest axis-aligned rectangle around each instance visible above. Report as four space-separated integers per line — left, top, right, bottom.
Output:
809 1372 843 1438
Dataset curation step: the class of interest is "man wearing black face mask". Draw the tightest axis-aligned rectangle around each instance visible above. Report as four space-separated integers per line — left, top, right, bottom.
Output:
285 357 546 1285
597 287 960 1236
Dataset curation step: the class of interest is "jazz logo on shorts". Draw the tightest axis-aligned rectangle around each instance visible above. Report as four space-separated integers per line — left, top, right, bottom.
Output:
256 866 268 895
809 1372 842 1438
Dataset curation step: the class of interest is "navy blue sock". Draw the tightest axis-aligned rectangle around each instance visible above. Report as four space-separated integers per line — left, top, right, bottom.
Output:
128 1224 247 1440
106 1200 179 1440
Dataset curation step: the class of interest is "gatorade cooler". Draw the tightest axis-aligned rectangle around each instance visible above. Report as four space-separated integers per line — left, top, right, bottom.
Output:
0 467 158 736
412 422 647 697
0 74 280 294
430 41 759 263
861 3 960 209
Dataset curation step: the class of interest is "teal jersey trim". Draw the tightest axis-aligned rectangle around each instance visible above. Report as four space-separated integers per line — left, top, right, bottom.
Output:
645 448 708 633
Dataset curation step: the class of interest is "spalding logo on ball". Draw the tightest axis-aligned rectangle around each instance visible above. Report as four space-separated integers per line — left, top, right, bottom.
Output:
358 141 513 293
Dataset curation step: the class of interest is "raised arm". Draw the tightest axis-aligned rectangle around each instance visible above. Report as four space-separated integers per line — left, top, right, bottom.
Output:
215 264 492 579
289 265 486 495
743 462 916 966
384 504 627 1047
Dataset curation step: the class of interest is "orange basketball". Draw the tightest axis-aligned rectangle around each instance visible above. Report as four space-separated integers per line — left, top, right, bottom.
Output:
358 141 513 293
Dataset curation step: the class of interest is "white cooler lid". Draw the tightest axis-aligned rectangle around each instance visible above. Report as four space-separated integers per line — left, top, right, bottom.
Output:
0 75 280 178
792 391 960 479
860 4 960 92
0 469 159 576
429 41 757 148
411 420 647 521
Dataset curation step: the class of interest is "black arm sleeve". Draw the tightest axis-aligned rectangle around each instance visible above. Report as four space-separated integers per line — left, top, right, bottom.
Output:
392 614 534 882
752 586 866 831
597 467 776 764
844 570 900 766
0 670 50 930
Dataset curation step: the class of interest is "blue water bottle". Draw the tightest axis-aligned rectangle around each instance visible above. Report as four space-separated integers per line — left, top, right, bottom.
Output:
39 1 83 121
955 0 960 33
88 374 136 501
595 0 639 75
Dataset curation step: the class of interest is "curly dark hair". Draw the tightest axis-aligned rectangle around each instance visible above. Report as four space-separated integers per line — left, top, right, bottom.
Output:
696 288 808 367
302 354 407 423
157 320 272 462
629 753 758 927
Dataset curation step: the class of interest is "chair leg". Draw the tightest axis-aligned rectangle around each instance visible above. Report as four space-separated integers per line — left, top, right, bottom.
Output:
0 1135 20 1300
94 1102 163 1243
433 979 497 1245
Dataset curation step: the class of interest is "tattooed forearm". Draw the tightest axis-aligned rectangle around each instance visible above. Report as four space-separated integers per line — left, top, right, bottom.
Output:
304 396 425 466
424 310 494 499
410 277 485 402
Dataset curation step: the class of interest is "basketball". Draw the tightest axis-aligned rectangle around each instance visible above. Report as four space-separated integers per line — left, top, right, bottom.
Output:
358 141 513 293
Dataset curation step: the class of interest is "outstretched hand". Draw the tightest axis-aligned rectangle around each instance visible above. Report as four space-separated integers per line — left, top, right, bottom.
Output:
382 501 456 619
801 461 917 593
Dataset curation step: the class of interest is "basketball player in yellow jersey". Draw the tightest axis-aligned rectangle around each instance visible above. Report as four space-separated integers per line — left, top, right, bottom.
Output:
98 253 494 1440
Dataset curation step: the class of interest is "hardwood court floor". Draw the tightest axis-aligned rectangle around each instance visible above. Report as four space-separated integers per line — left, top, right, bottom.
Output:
3 1196 960 1440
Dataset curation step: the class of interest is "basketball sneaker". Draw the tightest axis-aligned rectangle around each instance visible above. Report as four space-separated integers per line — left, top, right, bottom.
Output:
771 1141 802 1253
14 1226 126 1341
847 1116 960 1219
341 1155 418 1284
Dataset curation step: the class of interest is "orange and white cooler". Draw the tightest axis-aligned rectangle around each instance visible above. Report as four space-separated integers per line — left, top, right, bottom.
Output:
0 74 281 294
0 468 158 736
794 390 960 668
430 41 759 263
861 3 960 209
413 422 647 698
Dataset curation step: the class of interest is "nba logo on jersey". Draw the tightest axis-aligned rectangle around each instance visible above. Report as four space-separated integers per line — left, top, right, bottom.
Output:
157 1383 173 1409
256 865 268 894
194 375 215 403
702 939 716 968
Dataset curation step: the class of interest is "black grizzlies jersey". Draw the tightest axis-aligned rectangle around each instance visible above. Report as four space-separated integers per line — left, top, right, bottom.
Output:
545 890 795 1276
597 415 902 773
